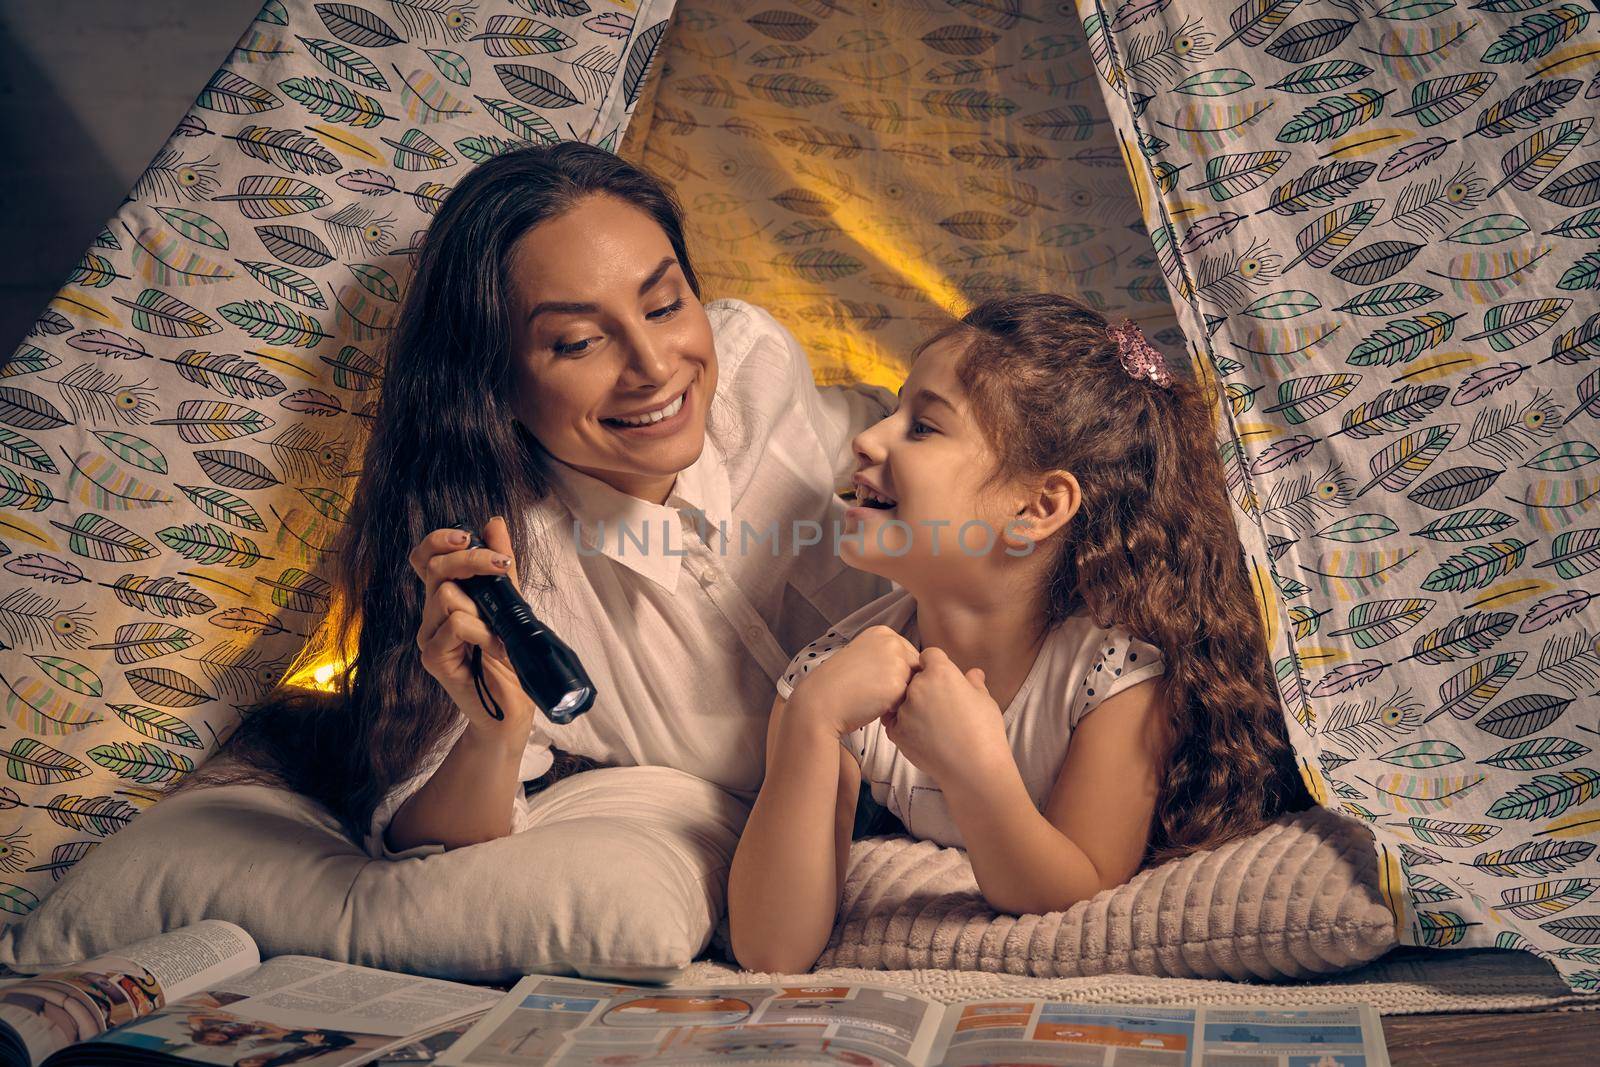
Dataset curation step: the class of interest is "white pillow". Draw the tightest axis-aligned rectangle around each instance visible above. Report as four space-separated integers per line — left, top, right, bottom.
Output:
0 766 748 984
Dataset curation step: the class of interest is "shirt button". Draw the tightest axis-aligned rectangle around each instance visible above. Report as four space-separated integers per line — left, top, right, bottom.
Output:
744 625 763 640
701 571 719 587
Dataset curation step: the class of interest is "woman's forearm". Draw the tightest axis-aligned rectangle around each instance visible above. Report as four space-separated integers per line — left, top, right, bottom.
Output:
940 762 1107 915
385 727 525 853
727 708 847 974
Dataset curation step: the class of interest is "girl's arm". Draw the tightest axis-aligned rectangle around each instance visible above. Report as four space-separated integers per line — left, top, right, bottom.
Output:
727 693 862 975
940 678 1169 916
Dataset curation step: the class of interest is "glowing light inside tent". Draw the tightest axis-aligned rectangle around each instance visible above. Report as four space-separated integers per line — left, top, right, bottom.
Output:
284 652 347 693
828 198 970 325
281 598 358 694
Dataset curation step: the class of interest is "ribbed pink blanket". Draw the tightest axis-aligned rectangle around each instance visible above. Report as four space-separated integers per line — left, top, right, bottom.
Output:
815 807 1396 980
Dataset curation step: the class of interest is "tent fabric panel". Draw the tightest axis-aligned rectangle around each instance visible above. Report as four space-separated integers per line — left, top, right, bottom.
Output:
624 1 1184 394
1071 0 1600 991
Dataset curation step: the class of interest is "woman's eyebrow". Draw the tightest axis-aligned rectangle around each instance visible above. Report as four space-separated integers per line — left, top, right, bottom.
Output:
525 256 678 324
526 299 598 323
636 255 677 295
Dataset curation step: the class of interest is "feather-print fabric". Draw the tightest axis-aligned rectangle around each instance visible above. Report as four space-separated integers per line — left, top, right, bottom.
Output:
1072 0 1600 990
623 0 1184 392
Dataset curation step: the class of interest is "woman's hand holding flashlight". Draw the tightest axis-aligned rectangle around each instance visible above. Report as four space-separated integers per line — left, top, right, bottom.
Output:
410 515 537 743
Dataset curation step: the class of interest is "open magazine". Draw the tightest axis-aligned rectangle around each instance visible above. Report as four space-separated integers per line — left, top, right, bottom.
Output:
0 921 500 1067
437 976 1391 1067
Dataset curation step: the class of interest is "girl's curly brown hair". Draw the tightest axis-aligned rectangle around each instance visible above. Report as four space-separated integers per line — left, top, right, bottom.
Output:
928 293 1311 861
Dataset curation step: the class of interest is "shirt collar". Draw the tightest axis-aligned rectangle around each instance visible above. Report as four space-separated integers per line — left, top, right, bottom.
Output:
535 432 733 593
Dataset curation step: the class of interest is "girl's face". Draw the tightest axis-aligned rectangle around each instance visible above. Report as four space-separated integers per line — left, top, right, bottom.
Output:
843 335 1031 587
508 194 717 503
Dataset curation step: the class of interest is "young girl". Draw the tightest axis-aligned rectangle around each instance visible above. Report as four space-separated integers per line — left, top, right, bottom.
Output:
727 294 1309 974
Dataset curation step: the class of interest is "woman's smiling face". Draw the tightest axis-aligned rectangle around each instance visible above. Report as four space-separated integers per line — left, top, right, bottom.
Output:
507 193 717 504
843 333 1028 585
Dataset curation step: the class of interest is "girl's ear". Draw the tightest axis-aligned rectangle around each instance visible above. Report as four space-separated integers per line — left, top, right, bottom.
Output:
1010 470 1081 545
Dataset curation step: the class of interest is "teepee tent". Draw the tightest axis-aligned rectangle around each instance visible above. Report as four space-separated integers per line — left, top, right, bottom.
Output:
2 0 1597 991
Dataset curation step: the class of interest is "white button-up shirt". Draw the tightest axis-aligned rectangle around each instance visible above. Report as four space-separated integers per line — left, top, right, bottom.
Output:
368 299 896 856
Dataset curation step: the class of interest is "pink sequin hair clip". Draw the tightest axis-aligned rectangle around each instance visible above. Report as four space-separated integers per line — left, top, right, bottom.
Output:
1108 319 1171 388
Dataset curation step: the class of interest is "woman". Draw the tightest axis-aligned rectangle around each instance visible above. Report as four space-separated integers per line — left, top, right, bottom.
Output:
197 143 895 866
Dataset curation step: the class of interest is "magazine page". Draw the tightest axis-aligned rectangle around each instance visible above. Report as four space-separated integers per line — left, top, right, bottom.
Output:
368 1016 483 1065
928 1003 1200 1066
436 976 950 1067
925 1001 1389 1067
1194 1006 1388 1067
53 955 501 1067
0 920 259 1067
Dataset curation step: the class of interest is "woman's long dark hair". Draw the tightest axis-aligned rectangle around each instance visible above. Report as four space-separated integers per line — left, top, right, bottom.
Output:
927 295 1311 862
183 143 702 837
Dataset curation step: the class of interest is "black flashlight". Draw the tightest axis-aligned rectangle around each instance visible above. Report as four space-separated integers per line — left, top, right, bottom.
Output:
450 522 596 725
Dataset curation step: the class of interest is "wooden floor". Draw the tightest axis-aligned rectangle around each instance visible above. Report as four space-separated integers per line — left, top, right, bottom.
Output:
1383 1010 1598 1065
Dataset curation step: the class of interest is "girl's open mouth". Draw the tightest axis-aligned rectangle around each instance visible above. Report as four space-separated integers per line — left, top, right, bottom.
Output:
841 486 897 512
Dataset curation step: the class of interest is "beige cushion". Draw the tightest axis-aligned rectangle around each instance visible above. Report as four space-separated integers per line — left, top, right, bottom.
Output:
0 767 748 985
806 807 1396 980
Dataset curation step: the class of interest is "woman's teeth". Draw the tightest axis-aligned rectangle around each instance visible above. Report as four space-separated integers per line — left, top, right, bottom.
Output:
605 390 685 427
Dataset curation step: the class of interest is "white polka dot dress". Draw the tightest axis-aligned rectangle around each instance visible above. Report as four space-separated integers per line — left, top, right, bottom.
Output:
777 628 850 698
